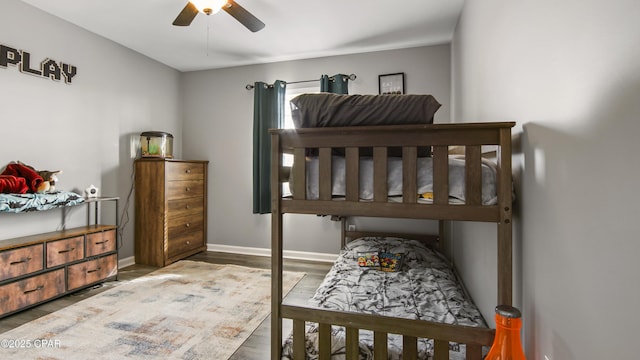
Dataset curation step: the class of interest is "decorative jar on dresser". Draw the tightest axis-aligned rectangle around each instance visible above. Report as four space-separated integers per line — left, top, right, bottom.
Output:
134 159 208 267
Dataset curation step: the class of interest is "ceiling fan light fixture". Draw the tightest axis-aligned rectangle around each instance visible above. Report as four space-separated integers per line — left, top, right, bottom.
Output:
173 0 265 31
190 0 228 14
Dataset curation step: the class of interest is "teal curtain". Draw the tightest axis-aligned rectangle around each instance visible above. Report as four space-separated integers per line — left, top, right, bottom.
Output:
320 74 349 94
252 80 287 214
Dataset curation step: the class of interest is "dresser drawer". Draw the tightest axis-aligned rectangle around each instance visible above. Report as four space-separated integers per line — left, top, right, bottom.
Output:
46 236 84 268
167 215 204 258
167 180 205 200
167 230 205 259
67 254 118 291
0 269 65 315
0 245 44 281
167 197 204 219
166 162 205 181
86 230 116 257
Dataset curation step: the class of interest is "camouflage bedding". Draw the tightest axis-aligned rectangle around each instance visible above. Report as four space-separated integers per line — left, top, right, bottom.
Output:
0 191 85 213
281 237 487 359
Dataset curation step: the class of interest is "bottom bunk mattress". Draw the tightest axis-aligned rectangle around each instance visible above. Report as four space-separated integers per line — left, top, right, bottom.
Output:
281 237 487 360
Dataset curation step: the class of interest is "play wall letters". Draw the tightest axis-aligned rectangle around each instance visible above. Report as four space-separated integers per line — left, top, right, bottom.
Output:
0 44 77 84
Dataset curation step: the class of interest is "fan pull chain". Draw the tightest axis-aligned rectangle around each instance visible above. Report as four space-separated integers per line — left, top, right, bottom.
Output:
206 18 211 57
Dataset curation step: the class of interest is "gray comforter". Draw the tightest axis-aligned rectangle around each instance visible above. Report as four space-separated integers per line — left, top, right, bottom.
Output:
281 237 487 359
290 93 441 129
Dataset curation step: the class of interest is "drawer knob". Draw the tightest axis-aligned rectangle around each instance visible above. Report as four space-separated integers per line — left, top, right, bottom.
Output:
186 240 190 245
185 187 191 192
185 204 191 209
186 169 191 174
185 223 191 228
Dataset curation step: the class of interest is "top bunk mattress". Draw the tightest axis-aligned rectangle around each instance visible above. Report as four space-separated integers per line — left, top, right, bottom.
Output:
290 93 441 129
289 154 501 205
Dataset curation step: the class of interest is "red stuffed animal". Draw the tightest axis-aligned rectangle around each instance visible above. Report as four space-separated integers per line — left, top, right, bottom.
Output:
0 161 62 194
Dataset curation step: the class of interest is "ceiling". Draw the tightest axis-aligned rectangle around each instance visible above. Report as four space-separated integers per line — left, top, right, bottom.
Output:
20 0 464 72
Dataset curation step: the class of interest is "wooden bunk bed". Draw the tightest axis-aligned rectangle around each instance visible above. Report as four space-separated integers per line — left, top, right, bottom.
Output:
270 109 514 358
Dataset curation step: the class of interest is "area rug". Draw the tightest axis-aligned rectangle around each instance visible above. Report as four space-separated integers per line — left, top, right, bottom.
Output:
0 260 305 359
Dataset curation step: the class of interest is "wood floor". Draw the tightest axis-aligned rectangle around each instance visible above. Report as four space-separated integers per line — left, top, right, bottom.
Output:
0 251 333 359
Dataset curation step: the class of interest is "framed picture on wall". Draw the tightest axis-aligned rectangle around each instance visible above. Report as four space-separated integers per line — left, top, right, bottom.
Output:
378 72 405 94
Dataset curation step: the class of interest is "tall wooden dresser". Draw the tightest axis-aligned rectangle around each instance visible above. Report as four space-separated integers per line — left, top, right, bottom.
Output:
134 159 208 267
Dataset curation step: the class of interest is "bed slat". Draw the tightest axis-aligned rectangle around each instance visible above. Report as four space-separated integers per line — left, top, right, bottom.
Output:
292 319 306 358
402 146 418 203
319 147 332 201
432 145 449 205
292 148 306 200
403 336 418 359
319 323 331 360
346 327 360 359
345 147 359 202
433 339 449 360
373 331 388 360
465 145 482 205
466 343 483 360
373 147 388 202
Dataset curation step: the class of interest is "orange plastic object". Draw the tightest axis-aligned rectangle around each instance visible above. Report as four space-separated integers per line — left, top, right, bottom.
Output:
485 305 527 359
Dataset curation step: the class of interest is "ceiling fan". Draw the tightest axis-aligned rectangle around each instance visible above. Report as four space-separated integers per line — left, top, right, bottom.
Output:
172 0 265 32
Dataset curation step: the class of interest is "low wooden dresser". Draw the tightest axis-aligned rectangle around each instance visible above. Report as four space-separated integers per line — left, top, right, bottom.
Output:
134 159 208 267
0 225 118 318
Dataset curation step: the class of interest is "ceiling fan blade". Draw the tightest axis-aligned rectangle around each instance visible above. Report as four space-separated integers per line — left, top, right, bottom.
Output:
173 2 199 26
222 0 265 32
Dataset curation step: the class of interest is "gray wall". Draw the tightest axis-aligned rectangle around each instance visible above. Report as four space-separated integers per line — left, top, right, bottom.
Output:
0 0 181 262
1 0 451 260
8 0 637 357
452 0 640 358
181 45 452 255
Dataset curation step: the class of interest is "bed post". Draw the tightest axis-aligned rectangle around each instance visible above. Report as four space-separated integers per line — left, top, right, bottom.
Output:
271 131 284 359
341 217 347 248
497 126 513 306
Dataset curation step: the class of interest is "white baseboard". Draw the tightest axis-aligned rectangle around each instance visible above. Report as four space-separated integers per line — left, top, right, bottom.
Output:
122 246 338 268
206 243 338 263
118 256 136 269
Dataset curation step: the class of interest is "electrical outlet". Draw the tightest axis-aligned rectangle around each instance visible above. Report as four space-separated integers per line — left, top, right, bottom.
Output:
348 225 356 232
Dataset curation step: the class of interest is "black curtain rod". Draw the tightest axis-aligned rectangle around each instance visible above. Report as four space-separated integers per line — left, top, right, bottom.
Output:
245 73 356 90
